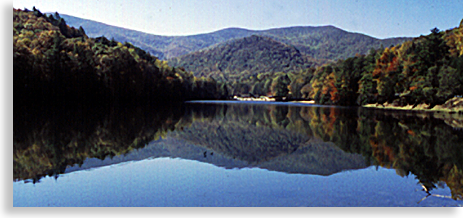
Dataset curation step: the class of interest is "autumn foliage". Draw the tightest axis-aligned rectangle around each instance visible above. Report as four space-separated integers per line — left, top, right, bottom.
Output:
14 8 229 106
307 24 463 106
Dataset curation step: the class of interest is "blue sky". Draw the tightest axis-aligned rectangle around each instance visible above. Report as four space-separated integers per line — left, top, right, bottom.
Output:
12 0 463 38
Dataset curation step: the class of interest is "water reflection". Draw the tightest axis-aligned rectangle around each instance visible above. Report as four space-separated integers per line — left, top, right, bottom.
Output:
13 101 463 201
13 101 185 182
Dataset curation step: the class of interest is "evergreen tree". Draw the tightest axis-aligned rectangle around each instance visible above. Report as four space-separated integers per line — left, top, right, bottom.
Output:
271 74 291 97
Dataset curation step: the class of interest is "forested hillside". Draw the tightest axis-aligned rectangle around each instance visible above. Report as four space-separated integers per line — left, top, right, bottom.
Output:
253 25 409 61
169 35 319 96
14 8 228 104
55 14 172 59
306 23 463 106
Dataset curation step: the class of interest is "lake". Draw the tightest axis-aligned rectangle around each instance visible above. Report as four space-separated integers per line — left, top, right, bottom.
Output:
13 101 463 207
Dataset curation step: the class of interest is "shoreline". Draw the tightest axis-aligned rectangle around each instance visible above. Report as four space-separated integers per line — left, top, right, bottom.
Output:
290 100 316 104
226 96 463 114
363 104 463 113
363 97 463 114
232 96 317 104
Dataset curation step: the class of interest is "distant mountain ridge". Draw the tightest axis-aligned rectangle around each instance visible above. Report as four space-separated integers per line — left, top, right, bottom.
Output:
58 14 411 61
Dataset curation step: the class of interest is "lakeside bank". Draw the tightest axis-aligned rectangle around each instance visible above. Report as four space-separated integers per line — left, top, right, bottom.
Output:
363 97 463 114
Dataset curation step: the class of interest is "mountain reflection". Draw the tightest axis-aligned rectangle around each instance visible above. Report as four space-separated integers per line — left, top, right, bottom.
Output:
13 101 463 200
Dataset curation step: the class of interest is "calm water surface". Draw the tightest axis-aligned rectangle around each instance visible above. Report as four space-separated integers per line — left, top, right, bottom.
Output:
13 101 463 207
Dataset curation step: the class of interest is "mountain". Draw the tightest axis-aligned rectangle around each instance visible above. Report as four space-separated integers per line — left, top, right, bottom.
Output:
259 25 410 61
58 14 411 61
57 14 255 60
168 35 313 82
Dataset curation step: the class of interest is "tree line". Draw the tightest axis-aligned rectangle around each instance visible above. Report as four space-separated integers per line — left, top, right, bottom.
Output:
14 7 229 106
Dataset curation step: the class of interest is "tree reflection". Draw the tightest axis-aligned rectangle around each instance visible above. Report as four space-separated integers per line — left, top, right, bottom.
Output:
13 100 186 182
13 101 463 200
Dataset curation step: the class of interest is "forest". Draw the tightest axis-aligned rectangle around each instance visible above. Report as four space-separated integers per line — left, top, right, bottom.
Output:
287 23 463 107
168 20 463 107
307 24 463 107
13 7 229 106
169 35 318 96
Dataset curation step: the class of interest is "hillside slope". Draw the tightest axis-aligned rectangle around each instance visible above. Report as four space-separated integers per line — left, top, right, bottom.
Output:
168 35 322 96
261 25 409 61
169 35 312 81
58 14 254 60
56 14 173 60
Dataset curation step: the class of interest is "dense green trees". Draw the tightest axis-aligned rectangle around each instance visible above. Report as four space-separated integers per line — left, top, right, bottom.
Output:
270 73 291 97
14 8 228 105
168 35 315 97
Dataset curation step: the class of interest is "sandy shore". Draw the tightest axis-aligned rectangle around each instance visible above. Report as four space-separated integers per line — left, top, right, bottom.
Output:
291 100 316 104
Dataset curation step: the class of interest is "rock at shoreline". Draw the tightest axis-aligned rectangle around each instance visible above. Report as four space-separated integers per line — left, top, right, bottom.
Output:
433 97 463 112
